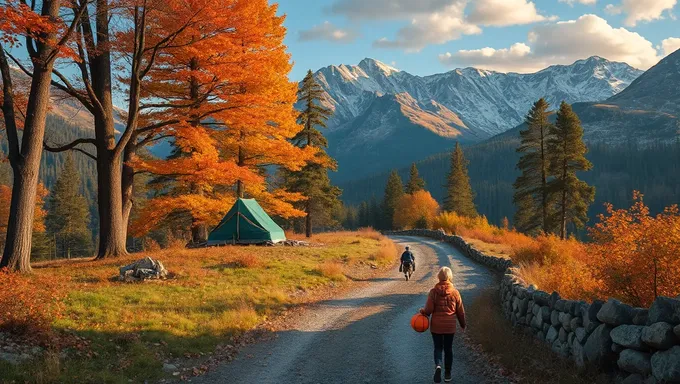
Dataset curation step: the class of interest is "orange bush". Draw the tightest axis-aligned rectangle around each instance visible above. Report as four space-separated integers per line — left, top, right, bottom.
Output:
393 191 440 229
0 268 66 339
589 192 680 307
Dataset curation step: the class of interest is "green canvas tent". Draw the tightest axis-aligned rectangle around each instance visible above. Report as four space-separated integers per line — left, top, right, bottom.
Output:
207 198 286 245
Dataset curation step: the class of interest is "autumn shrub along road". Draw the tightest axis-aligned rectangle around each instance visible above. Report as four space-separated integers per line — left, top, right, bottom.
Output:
429 192 680 305
0 230 397 383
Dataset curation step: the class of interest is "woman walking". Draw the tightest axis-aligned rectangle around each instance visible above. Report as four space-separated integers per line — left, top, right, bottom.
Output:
420 267 466 383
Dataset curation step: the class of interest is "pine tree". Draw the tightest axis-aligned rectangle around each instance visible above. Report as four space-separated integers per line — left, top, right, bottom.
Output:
45 154 93 258
443 142 477 217
283 70 341 237
547 102 595 239
405 163 425 194
382 170 404 229
513 98 554 234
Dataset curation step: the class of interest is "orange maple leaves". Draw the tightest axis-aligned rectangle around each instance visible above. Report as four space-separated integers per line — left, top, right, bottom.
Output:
589 191 680 307
128 0 311 236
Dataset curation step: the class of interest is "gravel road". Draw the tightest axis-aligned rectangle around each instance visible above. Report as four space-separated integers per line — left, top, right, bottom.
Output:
193 236 498 384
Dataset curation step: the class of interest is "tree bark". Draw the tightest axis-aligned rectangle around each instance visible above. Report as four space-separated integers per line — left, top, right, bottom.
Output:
0 0 61 271
121 140 136 240
96 149 129 259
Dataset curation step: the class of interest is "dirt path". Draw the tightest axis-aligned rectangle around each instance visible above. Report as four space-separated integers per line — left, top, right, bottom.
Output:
193 236 500 384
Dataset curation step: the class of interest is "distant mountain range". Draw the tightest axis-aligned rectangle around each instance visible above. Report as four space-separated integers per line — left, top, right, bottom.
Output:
313 56 644 182
339 50 680 229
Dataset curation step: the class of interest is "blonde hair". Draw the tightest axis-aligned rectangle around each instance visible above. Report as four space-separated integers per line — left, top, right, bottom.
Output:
437 267 453 282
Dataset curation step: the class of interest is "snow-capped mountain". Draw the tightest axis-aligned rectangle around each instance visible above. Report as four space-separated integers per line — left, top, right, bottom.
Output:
315 57 642 182
316 57 642 138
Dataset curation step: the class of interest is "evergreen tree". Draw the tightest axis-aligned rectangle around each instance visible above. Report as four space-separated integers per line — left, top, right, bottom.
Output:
283 70 342 237
369 197 381 229
45 154 93 258
513 98 554 234
358 201 370 228
381 170 404 229
547 102 595 239
405 163 425 194
443 142 477 217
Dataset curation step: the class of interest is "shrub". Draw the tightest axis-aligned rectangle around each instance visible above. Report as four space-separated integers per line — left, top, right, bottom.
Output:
589 192 680 307
0 268 66 340
393 191 439 229
372 237 398 265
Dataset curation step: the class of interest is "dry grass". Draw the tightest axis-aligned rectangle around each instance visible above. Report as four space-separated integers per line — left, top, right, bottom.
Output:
315 261 346 281
466 290 612 384
1 231 397 383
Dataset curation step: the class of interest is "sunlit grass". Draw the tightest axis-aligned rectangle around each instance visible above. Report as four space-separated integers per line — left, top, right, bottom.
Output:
2 230 397 383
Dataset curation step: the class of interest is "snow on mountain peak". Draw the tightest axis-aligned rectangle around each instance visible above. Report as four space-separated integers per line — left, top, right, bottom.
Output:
359 58 400 76
313 57 643 137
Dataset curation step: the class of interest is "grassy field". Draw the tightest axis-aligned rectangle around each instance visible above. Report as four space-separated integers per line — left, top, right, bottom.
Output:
1 230 396 383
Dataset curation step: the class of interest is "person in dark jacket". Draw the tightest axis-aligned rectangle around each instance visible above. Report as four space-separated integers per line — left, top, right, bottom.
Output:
400 246 415 279
419 266 466 383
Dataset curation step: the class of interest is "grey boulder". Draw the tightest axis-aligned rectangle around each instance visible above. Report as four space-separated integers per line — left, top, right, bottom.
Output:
618 349 652 375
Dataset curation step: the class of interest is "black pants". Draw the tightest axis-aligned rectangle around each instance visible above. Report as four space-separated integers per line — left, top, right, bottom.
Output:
431 333 454 371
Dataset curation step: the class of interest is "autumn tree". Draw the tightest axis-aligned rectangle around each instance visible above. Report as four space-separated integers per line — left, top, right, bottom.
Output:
405 163 425 194
590 192 680 307
393 190 439 229
45 154 92 258
513 98 553 235
443 142 477 217
547 102 595 239
127 0 311 243
282 70 341 237
381 170 404 230
0 0 87 271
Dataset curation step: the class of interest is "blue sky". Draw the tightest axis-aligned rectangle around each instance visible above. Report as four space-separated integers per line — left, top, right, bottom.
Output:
276 0 680 80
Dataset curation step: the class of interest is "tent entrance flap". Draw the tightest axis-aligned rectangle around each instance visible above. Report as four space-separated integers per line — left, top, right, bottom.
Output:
207 198 286 244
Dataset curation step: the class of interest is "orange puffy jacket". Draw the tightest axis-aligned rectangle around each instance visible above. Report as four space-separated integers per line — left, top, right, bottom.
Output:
422 281 466 334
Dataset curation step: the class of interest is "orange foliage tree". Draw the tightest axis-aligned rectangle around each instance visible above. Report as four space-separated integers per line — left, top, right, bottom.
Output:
393 190 440 229
128 0 310 240
589 191 680 307
0 183 48 247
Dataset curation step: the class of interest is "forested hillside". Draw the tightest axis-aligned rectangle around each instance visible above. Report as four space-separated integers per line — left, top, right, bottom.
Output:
1 115 98 223
341 134 680 228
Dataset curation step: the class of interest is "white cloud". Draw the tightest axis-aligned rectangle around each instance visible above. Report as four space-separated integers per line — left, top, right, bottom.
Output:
605 0 677 26
559 0 597 5
329 0 552 52
467 0 556 27
328 0 452 20
661 37 680 56
298 21 359 43
373 2 481 52
439 14 661 72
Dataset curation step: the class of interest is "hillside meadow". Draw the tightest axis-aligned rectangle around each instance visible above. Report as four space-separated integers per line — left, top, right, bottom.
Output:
0 230 397 383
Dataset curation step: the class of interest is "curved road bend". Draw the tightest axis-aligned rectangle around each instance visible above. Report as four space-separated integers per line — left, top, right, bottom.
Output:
194 236 498 384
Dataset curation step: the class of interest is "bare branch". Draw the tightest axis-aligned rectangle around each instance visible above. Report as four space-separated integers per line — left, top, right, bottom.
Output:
43 138 97 153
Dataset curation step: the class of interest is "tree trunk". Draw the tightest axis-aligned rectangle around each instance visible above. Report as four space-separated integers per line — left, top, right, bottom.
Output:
540 125 548 233
121 141 136 240
305 201 312 238
95 149 128 259
0 58 56 272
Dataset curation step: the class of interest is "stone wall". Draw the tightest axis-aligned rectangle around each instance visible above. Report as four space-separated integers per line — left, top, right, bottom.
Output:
387 229 680 383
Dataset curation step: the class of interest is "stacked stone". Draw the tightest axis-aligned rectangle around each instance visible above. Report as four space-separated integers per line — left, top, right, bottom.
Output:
386 229 680 383
501 273 680 383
